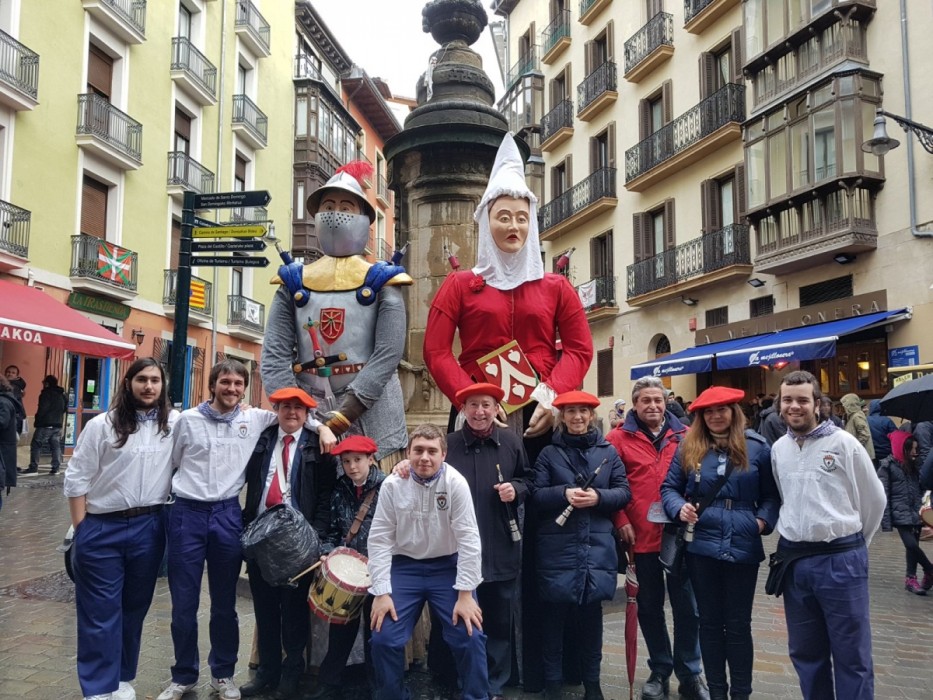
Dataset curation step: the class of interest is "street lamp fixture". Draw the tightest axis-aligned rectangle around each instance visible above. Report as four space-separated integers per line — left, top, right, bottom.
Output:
680 295 698 307
861 108 933 156
747 278 766 288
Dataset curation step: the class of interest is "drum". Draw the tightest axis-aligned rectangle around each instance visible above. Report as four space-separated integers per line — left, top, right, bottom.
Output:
921 506 933 528
308 546 371 625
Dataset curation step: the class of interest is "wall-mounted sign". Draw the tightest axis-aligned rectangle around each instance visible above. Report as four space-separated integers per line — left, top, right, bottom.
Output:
67 291 131 321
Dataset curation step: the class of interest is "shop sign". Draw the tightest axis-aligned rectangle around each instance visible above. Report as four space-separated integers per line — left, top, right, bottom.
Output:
0 323 43 344
889 345 920 367
67 292 131 321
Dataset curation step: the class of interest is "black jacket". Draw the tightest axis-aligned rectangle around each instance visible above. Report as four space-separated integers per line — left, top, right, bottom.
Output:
0 392 19 489
34 386 66 428
758 405 785 445
867 400 897 463
321 465 385 557
242 424 337 537
878 455 924 529
447 425 531 582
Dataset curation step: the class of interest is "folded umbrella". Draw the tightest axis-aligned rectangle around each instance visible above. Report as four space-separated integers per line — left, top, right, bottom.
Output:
624 543 639 700
879 373 933 423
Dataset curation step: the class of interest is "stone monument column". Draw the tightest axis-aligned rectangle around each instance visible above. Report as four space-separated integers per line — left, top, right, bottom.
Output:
385 0 527 427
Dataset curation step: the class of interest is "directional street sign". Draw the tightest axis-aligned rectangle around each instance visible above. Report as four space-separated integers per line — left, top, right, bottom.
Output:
192 255 270 268
192 240 267 253
193 225 266 239
193 190 271 209
193 216 222 228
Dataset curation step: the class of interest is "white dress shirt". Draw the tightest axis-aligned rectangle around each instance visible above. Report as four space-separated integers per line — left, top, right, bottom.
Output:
64 410 180 513
771 428 886 545
367 464 483 596
256 427 303 517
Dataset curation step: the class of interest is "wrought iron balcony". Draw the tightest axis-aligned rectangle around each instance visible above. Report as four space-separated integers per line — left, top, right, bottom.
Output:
541 10 571 63
577 61 617 119
0 29 38 108
625 83 744 189
579 0 612 26
540 167 616 237
227 294 265 334
684 0 741 32
541 99 574 148
376 238 393 261
71 234 138 297
232 94 267 149
235 0 270 57
377 174 390 206
0 199 30 261
576 275 617 320
626 224 751 299
624 13 674 80
167 152 215 195
294 53 323 81
82 0 146 43
171 37 216 104
506 47 540 90
76 93 143 168
163 269 212 317
228 205 267 224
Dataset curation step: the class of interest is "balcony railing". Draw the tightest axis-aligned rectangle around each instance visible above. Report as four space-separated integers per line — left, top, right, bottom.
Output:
540 167 616 232
577 275 616 313
624 13 674 75
235 0 270 55
626 224 750 298
229 205 267 224
171 37 216 98
577 61 616 115
71 235 138 292
227 294 265 332
76 93 143 163
232 94 268 146
506 47 540 90
541 10 571 58
377 174 389 203
163 269 212 316
541 99 574 143
376 238 392 261
0 199 30 258
167 152 215 194
104 0 146 36
684 0 719 24
0 29 38 100
625 83 744 183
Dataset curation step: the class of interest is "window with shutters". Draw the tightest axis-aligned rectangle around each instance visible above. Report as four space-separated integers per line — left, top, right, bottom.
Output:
551 158 570 199
750 295 774 318
699 32 743 101
639 80 672 142
799 275 852 307
231 268 243 297
591 230 613 280
705 306 729 328
632 199 675 282
175 107 192 155
234 154 247 191
646 0 663 19
700 164 747 236
591 124 615 171
596 348 613 397
551 69 568 106
81 176 109 239
87 45 113 98
178 5 193 40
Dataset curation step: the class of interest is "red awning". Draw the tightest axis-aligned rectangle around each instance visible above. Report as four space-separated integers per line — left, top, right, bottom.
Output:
0 279 136 359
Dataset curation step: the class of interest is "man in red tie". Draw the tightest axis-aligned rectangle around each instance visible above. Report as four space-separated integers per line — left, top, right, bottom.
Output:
240 387 337 697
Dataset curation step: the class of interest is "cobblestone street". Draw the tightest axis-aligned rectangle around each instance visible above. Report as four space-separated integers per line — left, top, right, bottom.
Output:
1 470 932 699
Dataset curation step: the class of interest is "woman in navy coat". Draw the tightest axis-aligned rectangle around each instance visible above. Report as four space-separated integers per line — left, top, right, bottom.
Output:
660 386 780 700
532 390 631 700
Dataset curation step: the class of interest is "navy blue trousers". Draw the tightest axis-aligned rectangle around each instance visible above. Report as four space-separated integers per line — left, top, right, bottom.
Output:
370 555 488 700
73 512 165 696
541 600 603 684
166 496 243 684
782 534 874 700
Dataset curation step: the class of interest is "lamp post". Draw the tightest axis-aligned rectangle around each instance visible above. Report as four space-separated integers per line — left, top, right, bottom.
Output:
861 108 933 156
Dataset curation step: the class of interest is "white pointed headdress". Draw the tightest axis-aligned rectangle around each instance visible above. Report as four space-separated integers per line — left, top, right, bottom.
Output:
471 133 543 290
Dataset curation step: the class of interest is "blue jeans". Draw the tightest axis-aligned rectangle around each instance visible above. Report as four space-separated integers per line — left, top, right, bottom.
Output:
634 551 702 682
29 425 62 470
688 554 759 696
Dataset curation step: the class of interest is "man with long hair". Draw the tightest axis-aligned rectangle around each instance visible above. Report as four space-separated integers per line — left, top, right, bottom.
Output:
159 359 334 700
64 358 176 700
772 370 884 700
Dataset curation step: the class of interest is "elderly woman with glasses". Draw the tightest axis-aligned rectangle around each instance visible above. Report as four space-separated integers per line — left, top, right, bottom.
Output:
660 387 781 700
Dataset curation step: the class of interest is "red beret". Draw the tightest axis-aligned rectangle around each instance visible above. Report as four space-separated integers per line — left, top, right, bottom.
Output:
455 382 505 405
552 390 600 409
269 387 317 409
689 386 746 413
332 435 378 455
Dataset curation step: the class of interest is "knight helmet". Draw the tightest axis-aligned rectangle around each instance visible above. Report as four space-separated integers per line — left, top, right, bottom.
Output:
306 161 376 257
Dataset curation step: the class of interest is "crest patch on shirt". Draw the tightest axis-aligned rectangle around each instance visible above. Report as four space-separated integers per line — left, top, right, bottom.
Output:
237 422 249 439
820 453 837 473
436 491 449 511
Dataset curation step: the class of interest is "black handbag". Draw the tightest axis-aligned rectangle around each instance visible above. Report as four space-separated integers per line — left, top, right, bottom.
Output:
659 458 735 577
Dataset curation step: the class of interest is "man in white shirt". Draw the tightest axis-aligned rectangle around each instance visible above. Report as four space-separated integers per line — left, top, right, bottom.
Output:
64 358 178 700
771 370 885 700
368 424 487 700
159 360 333 700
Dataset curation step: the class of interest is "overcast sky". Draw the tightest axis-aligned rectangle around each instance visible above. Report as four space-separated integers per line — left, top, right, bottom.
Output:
313 0 505 102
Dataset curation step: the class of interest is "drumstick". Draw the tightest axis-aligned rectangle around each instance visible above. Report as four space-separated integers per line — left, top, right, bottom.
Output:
287 559 323 585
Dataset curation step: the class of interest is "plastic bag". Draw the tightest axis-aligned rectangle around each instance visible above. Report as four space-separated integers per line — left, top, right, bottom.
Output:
240 504 321 587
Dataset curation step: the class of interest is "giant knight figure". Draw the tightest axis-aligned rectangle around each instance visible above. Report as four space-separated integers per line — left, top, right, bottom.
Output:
261 163 411 466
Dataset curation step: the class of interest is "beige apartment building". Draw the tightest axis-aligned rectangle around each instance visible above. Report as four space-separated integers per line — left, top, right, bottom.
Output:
494 0 933 413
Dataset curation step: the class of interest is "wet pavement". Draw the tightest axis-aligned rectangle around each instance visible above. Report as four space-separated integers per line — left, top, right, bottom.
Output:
1 466 933 699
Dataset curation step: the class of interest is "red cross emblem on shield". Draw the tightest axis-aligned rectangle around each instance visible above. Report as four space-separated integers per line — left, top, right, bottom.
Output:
319 308 345 343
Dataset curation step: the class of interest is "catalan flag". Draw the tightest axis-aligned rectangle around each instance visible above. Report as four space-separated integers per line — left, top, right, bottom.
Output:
189 279 206 310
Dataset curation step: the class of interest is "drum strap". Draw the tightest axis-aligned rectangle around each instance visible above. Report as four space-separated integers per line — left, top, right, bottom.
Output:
344 489 377 545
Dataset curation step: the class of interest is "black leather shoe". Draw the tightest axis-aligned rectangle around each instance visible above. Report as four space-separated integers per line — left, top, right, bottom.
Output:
678 676 710 700
641 673 670 700
584 681 605 700
241 677 277 697
277 670 300 697
305 684 338 700
543 681 564 700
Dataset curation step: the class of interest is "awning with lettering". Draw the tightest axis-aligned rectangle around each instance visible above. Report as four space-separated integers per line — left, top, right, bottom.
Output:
715 308 911 370
0 279 135 359
630 335 766 380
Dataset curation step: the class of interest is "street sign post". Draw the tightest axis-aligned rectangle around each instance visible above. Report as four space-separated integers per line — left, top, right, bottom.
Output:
193 190 271 209
192 255 270 267
191 240 267 253
193 225 266 239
